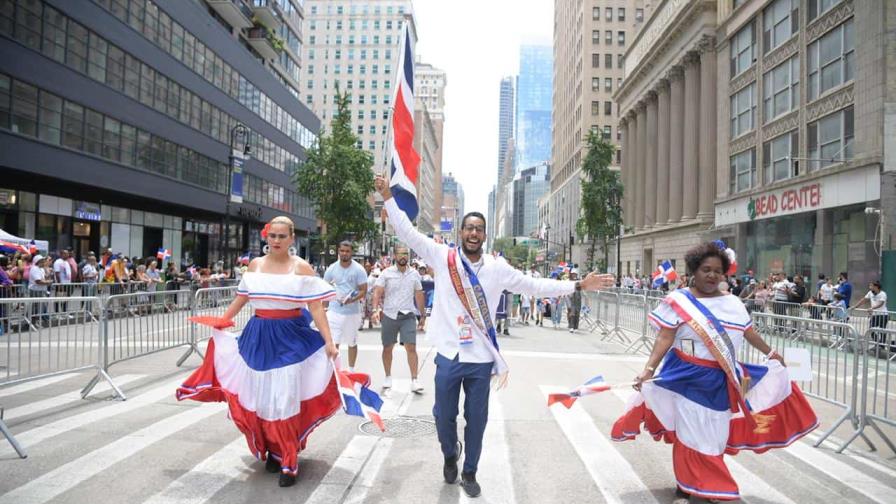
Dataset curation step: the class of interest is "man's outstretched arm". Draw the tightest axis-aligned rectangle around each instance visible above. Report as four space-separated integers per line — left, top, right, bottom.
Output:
375 174 440 266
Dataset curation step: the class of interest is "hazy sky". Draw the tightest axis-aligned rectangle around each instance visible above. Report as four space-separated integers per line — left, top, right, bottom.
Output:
413 0 553 214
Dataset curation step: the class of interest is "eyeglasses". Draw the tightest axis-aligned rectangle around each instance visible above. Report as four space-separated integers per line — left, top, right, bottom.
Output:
267 233 290 241
462 225 485 233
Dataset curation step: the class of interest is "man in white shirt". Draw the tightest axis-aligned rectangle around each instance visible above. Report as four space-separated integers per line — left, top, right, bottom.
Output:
53 250 74 317
372 246 426 393
852 281 890 348
375 175 614 498
324 241 368 372
28 255 52 324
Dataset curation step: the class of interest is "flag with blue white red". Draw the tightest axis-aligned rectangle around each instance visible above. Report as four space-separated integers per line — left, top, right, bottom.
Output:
157 247 171 262
387 21 420 220
335 367 385 431
651 260 678 288
547 375 611 409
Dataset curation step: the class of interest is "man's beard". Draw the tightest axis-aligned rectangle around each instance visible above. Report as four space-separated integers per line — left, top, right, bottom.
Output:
397 258 407 266
461 241 482 256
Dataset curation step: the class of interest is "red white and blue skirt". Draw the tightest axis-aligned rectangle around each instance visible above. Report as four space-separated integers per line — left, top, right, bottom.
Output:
177 309 344 476
611 349 818 501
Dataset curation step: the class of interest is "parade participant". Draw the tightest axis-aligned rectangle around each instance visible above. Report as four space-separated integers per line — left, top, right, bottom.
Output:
567 271 582 333
375 174 614 498
372 246 426 392
177 216 352 488
324 241 368 372
612 242 817 502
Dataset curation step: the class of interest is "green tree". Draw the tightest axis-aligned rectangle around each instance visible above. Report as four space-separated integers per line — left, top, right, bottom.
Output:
294 89 378 248
491 237 531 267
576 131 623 271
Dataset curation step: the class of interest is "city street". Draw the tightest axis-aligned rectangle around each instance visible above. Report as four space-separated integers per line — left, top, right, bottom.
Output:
1 321 894 504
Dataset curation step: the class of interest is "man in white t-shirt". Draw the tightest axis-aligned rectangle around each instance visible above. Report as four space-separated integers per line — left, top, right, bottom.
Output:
53 250 74 317
852 281 889 347
324 241 368 371
28 255 52 324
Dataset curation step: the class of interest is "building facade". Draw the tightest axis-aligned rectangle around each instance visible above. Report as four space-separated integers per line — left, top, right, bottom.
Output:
301 0 414 173
511 162 550 237
414 60 446 232
515 45 553 172
615 0 718 277
440 172 464 239
0 0 318 267
412 104 438 234
497 75 515 187
713 0 893 289
551 0 645 269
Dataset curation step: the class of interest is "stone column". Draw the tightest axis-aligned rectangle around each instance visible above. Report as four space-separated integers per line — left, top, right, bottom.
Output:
655 80 670 225
681 52 701 221
634 102 647 230
667 66 684 223
620 117 631 227
698 40 717 219
644 92 658 228
625 112 638 230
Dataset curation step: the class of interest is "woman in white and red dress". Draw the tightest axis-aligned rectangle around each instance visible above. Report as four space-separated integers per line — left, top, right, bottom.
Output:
177 216 351 488
612 242 818 502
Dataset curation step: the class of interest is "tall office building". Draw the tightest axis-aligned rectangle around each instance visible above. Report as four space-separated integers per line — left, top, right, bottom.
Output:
551 0 645 267
415 60 446 232
301 0 415 175
0 0 318 266
440 172 464 237
511 162 550 237
515 45 552 172
413 104 438 234
497 76 515 183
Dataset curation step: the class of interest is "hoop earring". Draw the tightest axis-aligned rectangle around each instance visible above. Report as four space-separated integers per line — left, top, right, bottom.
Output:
263 244 271 255
288 246 297 257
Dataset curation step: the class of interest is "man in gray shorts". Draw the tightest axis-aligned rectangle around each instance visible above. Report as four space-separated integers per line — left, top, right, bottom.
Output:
372 246 426 393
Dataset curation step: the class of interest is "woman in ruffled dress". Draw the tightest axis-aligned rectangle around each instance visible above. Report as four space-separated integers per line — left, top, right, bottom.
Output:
612 242 818 502
177 216 353 488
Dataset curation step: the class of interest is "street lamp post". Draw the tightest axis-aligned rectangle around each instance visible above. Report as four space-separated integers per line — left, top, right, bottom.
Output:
543 223 551 276
610 186 622 286
226 123 251 276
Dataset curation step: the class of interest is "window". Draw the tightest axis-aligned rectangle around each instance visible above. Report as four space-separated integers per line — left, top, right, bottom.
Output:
807 106 853 171
591 101 599 115
592 30 599 44
763 0 798 53
730 83 756 138
10 80 38 137
763 55 799 122
41 5 66 63
13 0 40 49
605 7 613 21
38 89 62 144
84 109 103 156
730 22 755 76
592 78 599 91
0 76 9 129
618 31 625 46
618 8 626 21
66 20 88 74
729 149 756 193
636 9 644 22
807 19 854 100
604 101 613 115
808 0 842 21
592 7 600 20
605 54 613 68
605 31 612 44
592 53 600 68
62 100 84 150
602 126 611 140
604 78 612 92
102 116 121 161
763 131 799 184
618 54 625 68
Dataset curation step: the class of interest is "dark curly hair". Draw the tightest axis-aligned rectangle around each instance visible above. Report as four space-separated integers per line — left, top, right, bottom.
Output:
684 242 731 275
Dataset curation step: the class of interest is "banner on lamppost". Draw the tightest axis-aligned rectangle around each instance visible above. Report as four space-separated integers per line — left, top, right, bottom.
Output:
230 149 245 204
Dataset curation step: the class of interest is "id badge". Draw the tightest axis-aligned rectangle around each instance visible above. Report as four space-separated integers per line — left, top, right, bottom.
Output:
457 315 474 346
679 338 695 355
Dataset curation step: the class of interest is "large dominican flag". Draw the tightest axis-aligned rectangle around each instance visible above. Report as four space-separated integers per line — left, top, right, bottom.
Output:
388 22 420 220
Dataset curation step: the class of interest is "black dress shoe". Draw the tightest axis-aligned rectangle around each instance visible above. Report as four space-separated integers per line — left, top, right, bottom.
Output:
460 472 481 498
443 441 462 483
265 457 280 473
278 473 296 487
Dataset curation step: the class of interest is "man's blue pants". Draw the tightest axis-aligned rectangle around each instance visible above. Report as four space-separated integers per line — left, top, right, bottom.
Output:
432 353 492 475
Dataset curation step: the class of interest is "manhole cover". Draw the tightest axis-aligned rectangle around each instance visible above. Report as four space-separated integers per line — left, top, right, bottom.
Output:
359 415 437 438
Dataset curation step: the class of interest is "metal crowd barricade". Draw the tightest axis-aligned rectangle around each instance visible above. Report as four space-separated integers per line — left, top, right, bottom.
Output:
177 286 249 366
615 293 651 353
846 327 896 454
741 312 867 449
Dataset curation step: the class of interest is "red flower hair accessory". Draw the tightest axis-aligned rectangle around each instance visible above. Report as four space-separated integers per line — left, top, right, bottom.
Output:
261 222 272 239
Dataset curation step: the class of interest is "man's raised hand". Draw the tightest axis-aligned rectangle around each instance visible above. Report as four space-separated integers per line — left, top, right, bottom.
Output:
374 174 392 200
580 272 615 291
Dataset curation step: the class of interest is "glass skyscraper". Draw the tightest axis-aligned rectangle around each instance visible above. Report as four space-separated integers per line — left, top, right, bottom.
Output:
515 45 552 172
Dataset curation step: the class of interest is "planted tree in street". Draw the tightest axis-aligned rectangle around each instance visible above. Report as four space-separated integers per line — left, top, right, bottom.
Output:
576 130 623 271
294 89 378 250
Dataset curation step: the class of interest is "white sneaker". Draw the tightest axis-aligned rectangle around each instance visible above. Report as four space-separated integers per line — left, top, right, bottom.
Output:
383 376 392 389
411 379 424 393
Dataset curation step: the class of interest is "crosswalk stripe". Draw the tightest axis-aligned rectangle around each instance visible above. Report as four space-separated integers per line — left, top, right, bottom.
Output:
804 431 896 479
2 374 145 420
460 396 515 504
784 437 891 503
305 379 413 504
141 437 251 504
0 402 225 504
351 345 644 362
540 385 660 504
726 460 798 504
0 375 188 458
0 373 78 398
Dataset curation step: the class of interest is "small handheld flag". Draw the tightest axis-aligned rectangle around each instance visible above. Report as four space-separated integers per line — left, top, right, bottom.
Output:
387 21 420 220
651 260 678 288
547 376 660 409
335 366 385 431
157 248 171 262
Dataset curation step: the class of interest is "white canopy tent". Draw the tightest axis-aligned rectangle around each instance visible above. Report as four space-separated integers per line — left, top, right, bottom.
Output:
0 229 49 252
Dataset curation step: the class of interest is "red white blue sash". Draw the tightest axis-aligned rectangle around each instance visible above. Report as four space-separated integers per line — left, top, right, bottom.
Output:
665 289 758 430
447 248 508 379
